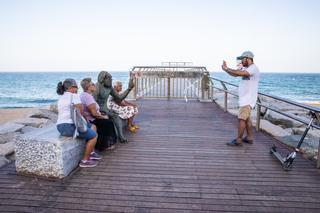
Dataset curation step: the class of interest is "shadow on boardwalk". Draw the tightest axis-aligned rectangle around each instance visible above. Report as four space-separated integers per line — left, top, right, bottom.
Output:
1 100 320 212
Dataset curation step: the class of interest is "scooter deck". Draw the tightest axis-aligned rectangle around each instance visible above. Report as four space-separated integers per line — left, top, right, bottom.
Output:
270 146 285 164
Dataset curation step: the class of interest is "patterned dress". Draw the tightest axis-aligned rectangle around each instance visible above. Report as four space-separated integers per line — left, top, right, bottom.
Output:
107 96 138 119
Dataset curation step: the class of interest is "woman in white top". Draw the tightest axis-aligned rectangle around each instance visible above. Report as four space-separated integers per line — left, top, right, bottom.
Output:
56 78 100 168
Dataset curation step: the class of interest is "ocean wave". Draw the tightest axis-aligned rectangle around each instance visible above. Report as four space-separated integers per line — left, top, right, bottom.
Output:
0 97 57 108
24 99 57 104
0 97 57 104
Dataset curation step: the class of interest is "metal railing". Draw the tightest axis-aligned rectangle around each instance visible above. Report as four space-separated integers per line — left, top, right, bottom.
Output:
210 77 320 129
183 79 201 102
209 77 320 168
134 76 201 99
131 65 207 100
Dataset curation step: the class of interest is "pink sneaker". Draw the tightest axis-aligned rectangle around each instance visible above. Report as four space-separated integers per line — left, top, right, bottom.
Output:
90 152 102 160
79 159 98 168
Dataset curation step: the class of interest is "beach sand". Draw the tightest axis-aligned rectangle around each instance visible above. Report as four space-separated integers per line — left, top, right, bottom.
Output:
0 108 38 125
303 101 320 108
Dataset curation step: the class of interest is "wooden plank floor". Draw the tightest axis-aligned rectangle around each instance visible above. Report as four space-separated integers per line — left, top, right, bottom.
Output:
1 100 320 212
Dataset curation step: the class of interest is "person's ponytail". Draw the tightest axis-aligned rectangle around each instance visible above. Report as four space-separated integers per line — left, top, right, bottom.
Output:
56 81 65 95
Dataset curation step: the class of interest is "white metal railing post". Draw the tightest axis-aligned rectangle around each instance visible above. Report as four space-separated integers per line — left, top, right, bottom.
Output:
200 71 210 102
317 138 320 169
167 77 171 99
220 82 228 112
134 78 138 99
256 100 261 131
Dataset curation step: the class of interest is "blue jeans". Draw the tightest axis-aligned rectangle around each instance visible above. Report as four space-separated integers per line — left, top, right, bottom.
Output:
57 123 97 141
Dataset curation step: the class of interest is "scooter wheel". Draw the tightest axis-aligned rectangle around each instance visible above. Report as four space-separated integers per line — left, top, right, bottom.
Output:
283 161 293 171
270 145 276 154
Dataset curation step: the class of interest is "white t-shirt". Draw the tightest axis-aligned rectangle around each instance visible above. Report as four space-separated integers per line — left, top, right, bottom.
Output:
238 64 260 108
56 92 81 124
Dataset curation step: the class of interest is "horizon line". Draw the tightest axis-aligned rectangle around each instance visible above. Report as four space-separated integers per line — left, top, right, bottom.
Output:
0 70 319 74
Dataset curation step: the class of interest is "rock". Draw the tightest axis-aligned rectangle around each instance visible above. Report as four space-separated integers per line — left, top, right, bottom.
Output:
0 122 25 135
21 126 39 134
259 96 311 116
284 128 294 135
6 152 15 161
227 109 238 116
0 141 15 156
302 149 318 161
0 156 10 168
212 92 225 100
277 135 316 149
227 100 239 109
259 96 302 112
213 93 239 109
0 132 19 144
14 124 85 179
30 109 58 122
260 119 291 137
292 128 320 146
14 118 49 128
264 110 304 128
286 109 309 117
50 102 58 113
292 127 320 137
251 110 257 122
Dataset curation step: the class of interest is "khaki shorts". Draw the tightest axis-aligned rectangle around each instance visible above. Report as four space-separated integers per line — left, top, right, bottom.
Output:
238 105 252 120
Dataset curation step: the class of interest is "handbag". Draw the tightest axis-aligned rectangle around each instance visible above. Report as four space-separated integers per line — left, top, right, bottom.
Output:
70 94 88 138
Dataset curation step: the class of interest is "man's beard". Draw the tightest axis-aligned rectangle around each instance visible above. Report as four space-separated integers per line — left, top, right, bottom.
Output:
242 62 249 67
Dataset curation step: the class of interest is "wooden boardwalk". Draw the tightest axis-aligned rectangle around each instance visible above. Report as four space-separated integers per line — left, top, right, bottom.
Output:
1 100 320 212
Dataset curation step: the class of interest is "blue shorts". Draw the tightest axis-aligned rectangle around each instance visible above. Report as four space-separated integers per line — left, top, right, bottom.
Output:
57 123 97 141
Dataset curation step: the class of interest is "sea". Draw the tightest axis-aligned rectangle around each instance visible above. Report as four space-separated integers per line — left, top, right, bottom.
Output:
0 72 319 108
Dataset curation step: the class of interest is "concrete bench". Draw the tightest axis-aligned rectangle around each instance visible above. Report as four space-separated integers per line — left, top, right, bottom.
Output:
14 125 85 179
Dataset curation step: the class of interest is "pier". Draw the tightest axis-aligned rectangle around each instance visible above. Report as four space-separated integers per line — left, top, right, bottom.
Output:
1 65 320 212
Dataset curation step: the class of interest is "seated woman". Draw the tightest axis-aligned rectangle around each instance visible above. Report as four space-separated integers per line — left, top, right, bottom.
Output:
107 80 139 133
56 78 101 168
80 78 117 151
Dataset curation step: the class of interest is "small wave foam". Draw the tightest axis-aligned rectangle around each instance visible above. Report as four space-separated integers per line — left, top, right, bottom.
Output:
0 98 57 108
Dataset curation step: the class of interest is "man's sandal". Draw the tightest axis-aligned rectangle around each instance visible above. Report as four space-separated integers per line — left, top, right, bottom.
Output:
226 139 243 146
242 137 253 144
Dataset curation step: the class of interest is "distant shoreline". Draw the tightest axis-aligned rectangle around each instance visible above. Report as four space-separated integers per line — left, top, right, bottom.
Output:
302 101 320 108
0 71 320 74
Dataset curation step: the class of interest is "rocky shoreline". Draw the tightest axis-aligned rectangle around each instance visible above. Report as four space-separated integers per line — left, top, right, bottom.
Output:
213 91 320 163
0 104 58 168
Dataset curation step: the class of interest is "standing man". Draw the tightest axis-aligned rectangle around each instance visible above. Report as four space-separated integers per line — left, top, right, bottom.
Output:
221 51 260 146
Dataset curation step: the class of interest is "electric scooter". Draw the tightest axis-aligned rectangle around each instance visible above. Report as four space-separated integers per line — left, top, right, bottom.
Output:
270 111 318 171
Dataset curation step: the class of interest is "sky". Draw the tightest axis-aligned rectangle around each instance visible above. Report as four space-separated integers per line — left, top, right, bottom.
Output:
0 0 320 72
